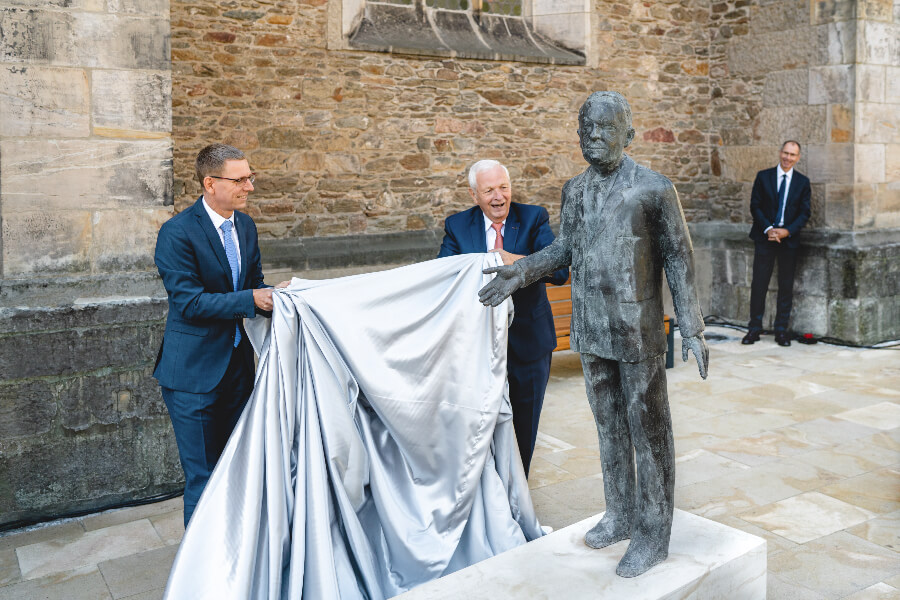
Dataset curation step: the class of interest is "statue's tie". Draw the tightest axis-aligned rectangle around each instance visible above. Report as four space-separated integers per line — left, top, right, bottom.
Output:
492 222 503 250
775 174 788 227
220 220 241 348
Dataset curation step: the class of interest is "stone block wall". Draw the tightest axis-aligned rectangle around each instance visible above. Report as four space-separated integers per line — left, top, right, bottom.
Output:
170 0 713 239
0 301 182 528
0 0 173 303
0 1 179 526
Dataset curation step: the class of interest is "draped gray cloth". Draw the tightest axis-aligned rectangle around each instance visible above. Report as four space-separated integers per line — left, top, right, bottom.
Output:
163 253 543 600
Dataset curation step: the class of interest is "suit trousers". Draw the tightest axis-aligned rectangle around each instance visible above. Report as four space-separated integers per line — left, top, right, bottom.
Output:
507 352 552 476
580 353 674 548
748 240 798 333
162 338 255 527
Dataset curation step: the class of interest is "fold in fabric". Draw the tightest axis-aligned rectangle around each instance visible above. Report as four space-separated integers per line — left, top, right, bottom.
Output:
163 253 544 600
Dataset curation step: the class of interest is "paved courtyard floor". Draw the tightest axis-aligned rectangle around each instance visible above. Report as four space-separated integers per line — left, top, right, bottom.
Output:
1 326 898 599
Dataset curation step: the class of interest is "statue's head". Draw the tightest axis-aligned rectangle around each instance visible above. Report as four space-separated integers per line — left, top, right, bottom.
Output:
577 92 635 173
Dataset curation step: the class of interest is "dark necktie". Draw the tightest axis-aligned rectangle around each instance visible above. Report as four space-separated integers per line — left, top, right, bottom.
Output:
220 220 241 347
775 174 788 226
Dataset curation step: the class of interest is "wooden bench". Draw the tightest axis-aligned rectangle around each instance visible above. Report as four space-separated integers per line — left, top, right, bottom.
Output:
546 278 675 369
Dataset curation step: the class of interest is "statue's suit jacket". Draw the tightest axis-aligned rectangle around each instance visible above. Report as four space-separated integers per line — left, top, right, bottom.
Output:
153 197 269 394
748 166 811 249
516 156 704 363
438 203 568 361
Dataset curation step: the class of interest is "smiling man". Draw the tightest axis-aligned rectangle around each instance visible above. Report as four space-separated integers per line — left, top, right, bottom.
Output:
154 143 286 526
437 160 568 476
478 92 707 577
742 141 811 347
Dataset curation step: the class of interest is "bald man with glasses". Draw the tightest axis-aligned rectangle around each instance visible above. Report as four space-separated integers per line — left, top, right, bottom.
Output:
153 143 287 526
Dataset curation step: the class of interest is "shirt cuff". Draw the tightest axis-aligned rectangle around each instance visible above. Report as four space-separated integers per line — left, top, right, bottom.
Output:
764 226 773 233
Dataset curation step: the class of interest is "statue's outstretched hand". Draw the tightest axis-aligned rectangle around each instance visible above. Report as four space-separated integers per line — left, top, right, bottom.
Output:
682 334 709 380
479 265 525 307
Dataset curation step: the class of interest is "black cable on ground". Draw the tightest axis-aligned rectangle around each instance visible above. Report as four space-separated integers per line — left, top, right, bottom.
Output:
669 315 900 350
0 489 184 535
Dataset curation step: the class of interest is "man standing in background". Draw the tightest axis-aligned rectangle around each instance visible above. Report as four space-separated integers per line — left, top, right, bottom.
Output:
742 141 811 347
438 159 568 476
154 143 286 526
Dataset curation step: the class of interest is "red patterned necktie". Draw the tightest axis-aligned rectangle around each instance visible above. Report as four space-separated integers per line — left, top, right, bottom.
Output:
491 222 503 250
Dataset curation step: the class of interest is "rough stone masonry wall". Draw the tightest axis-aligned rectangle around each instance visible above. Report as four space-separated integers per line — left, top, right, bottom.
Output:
0 1 180 526
697 0 900 343
171 0 713 248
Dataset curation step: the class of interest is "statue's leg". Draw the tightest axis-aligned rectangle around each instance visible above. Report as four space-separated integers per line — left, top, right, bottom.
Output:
580 353 635 549
616 354 674 577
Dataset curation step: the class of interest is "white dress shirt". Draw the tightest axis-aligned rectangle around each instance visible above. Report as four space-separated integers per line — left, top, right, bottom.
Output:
765 165 794 233
202 196 241 276
483 213 506 249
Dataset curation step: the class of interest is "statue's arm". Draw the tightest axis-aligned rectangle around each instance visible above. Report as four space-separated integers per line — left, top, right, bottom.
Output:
480 184 575 306
654 182 708 378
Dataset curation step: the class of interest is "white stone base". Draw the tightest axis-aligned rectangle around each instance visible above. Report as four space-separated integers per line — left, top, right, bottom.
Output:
396 509 766 599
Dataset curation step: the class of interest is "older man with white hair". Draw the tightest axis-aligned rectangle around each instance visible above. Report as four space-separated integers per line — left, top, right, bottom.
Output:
437 160 568 475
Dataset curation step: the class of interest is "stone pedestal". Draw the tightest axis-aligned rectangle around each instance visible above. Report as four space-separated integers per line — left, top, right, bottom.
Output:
397 509 766 599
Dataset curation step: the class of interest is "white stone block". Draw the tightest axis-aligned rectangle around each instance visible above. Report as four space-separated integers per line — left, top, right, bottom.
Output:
532 13 588 54
857 102 900 144
808 65 854 105
0 139 172 212
0 66 90 137
532 0 587 17
856 64 885 103
854 144 886 183
805 143 854 183
885 67 900 102
396 510 766 600
91 70 171 134
859 21 900 66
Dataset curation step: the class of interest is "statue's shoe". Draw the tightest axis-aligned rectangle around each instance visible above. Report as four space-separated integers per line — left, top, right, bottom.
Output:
615 538 668 578
584 514 632 549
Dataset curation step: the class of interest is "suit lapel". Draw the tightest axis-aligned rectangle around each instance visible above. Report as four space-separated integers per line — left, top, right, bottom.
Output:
468 207 487 253
504 204 520 253
592 156 634 239
236 213 250 291
194 197 235 291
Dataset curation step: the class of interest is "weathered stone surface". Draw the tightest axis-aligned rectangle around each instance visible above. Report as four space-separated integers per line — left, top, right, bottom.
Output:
856 64 885 103
808 64 853 104
106 0 169 16
805 144 854 183
857 103 900 144
92 70 172 134
1 211 93 276
754 105 827 145
0 66 89 137
0 10 169 70
762 69 808 106
91 208 172 273
885 67 900 102
858 21 900 66
0 380 57 439
885 144 900 182
0 139 173 213
0 315 161 380
854 144 886 184
720 146 780 183
727 28 818 76
58 367 166 432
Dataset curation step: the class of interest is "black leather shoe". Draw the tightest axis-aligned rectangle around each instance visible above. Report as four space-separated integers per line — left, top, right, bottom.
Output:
741 331 760 345
775 332 791 347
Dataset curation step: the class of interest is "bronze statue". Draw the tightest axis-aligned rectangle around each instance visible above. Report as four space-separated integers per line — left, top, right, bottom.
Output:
479 91 709 577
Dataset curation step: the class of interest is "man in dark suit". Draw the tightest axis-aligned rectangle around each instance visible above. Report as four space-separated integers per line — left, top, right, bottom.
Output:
437 159 568 476
742 141 811 347
479 92 708 577
154 143 286 526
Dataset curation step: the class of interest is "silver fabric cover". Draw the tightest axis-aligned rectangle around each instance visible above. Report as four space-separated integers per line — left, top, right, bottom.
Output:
163 253 543 599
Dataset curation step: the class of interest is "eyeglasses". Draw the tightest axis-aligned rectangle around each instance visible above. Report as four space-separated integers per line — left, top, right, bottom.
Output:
209 173 256 185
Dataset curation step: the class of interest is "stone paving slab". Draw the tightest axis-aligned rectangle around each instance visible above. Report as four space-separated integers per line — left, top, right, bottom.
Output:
0 326 898 599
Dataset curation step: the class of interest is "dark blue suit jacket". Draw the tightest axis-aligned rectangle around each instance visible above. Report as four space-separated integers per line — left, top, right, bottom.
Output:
749 167 811 249
153 197 268 394
437 203 568 362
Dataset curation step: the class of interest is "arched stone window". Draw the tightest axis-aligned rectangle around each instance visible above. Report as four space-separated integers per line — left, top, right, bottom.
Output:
329 0 587 65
